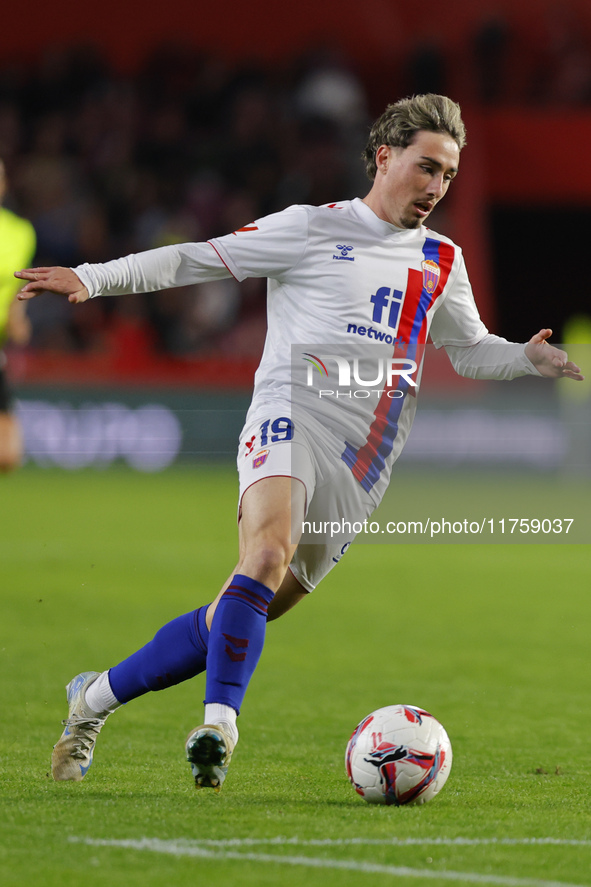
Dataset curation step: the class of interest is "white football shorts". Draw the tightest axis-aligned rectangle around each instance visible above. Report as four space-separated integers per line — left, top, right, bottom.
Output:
237 408 376 592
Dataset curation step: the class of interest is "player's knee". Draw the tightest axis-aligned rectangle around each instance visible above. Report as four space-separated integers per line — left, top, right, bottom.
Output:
0 417 23 471
253 543 290 575
241 541 292 587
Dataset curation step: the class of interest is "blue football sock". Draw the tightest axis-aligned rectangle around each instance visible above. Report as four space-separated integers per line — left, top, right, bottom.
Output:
109 605 210 703
204 574 274 715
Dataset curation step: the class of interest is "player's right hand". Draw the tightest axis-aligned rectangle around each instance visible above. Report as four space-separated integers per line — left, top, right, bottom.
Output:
14 267 90 304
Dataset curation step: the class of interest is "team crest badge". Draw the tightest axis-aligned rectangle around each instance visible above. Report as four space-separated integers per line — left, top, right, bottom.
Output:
421 259 440 294
252 449 270 469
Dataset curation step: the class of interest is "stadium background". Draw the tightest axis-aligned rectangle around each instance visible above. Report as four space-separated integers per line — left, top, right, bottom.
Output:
1 0 590 471
2 6 591 885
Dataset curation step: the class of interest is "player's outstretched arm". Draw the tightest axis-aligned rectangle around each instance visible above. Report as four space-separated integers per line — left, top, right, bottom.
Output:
525 328 584 381
14 267 89 304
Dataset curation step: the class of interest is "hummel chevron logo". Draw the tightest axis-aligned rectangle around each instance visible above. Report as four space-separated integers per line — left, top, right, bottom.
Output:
333 244 355 261
223 633 249 662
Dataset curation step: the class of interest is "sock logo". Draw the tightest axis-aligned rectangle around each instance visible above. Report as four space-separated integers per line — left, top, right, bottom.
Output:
223 633 249 662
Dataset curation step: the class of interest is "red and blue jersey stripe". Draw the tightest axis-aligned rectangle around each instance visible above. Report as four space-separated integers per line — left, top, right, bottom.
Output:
341 237 455 493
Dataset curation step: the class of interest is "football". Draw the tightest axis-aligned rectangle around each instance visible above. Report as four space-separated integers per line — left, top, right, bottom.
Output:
345 704 452 806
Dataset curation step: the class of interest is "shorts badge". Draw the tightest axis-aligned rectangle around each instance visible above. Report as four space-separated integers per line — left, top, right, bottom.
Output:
252 449 270 469
421 259 440 294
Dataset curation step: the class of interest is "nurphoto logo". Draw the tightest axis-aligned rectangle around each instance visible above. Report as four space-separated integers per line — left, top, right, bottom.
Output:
303 353 418 388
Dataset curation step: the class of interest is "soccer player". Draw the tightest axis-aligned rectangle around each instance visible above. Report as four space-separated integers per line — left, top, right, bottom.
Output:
0 159 36 472
15 94 583 791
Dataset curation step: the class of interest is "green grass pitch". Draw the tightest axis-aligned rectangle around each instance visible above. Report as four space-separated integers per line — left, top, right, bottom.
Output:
1 465 590 887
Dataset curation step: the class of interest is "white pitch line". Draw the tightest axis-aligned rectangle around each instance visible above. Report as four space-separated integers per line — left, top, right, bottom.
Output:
123 836 591 849
69 837 589 887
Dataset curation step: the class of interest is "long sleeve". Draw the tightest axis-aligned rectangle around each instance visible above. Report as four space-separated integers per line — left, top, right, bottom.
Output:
444 334 542 380
428 251 541 381
73 242 231 298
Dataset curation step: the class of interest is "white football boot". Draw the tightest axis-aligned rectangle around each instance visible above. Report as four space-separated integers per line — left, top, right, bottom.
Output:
185 724 236 792
51 672 110 781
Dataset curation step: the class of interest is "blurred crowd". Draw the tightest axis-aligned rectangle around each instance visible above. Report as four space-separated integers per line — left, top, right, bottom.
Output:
1 46 371 358
1 3 591 358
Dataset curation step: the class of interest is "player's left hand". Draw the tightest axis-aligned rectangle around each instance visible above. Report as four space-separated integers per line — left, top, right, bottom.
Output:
525 329 584 381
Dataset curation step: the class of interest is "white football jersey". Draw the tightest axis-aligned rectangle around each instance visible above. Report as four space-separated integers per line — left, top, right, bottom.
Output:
209 198 488 499
75 197 537 500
